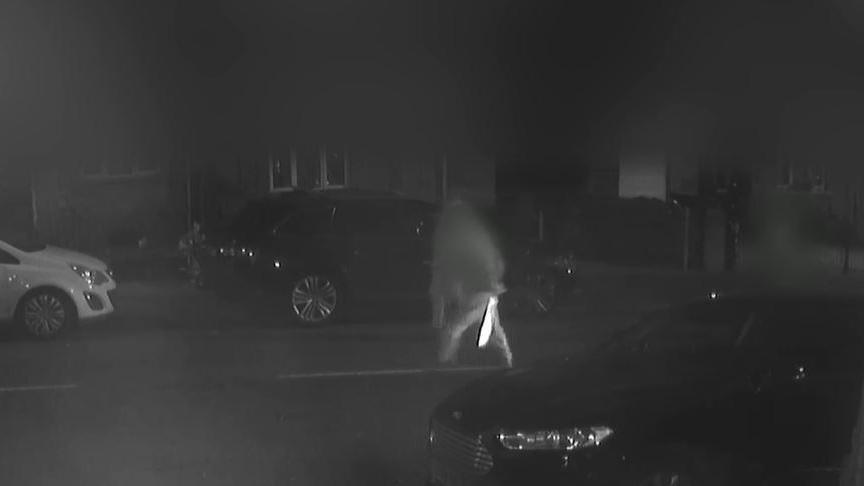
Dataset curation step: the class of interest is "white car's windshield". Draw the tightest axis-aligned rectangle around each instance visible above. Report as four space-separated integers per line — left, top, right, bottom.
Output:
0 231 47 253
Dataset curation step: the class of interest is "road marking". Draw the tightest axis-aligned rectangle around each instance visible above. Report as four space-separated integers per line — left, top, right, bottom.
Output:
0 384 79 393
276 366 503 381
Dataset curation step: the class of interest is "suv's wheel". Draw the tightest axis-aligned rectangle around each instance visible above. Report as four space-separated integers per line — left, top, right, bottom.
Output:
289 273 341 326
16 289 77 339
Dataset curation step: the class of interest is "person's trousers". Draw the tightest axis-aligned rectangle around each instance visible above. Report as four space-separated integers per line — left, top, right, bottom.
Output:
437 293 513 367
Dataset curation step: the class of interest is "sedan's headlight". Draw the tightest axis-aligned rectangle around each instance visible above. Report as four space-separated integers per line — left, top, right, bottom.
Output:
497 426 613 451
70 264 108 286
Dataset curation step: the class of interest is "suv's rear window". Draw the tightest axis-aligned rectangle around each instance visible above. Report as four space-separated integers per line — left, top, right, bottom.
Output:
226 201 296 236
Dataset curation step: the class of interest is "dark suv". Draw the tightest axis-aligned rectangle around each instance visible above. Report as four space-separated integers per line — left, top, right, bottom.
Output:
203 190 565 325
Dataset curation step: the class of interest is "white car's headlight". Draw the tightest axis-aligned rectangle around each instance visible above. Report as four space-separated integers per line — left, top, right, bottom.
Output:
497 426 613 451
70 264 108 286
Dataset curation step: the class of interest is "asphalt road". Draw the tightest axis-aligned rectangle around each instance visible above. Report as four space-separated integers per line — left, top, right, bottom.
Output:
0 283 613 486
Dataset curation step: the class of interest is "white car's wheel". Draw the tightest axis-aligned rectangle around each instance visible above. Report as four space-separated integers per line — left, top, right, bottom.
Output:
17 290 77 339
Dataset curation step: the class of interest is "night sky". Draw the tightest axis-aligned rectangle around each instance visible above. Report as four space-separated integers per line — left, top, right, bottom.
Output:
3 0 864 173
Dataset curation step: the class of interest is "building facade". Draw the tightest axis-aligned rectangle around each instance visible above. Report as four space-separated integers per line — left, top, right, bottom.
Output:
195 146 495 229
26 145 495 253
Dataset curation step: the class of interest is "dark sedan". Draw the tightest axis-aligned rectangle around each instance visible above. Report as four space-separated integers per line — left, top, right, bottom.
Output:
427 290 864 485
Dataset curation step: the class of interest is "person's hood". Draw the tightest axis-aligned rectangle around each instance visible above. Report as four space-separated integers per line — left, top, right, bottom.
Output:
28 246 108 270
433 350 747 434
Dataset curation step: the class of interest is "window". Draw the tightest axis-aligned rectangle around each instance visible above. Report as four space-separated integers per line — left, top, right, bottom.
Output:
267 146 351 192
80 159 160 180
269 156 296 192
606 300 754 354
745 302 864 353
296 147 321 189
227 201 296 237
334 203 403 236
273 207 335 238
0 249 19 264
0 229 46 253
334 201 435 238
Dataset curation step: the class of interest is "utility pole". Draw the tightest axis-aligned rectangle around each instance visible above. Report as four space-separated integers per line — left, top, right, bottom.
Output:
852 191 859 272
29 169 38 234
186 156 193 232
441 153 448 203
538 210 544 242
844 185 853 275
683 206 690 270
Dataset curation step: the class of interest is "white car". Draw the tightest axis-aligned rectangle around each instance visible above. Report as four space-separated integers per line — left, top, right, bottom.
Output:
0 234 117 338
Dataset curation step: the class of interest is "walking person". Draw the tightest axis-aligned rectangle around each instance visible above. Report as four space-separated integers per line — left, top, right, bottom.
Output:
429 199 513 368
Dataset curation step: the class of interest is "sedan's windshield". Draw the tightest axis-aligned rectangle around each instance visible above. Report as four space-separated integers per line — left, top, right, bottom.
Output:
603 302 753 355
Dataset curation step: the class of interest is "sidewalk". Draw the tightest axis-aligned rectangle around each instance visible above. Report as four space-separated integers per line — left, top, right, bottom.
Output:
104 267 731 334
108 262 864 335
103 246 184 283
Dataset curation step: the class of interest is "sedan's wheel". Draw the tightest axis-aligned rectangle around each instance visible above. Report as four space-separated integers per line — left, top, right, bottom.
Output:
290 274 340 325
18 290 76 339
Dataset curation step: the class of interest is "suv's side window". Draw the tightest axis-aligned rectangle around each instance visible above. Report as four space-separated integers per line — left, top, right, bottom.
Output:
0 249 18 265
273 207 335 238
335 203 404 236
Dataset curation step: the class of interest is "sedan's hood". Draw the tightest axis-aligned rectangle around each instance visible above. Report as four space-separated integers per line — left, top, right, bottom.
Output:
30 246 107 270
436 351 745 433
